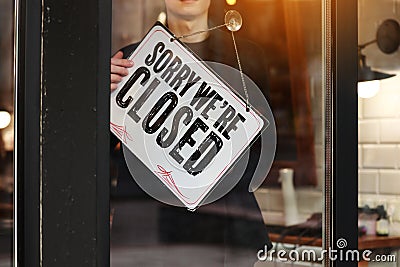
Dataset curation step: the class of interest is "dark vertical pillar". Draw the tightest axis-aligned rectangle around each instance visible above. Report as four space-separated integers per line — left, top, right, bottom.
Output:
16 0 111 265
41 0 111 266
15 0 41 265
333 0 358 265
97 0 112 265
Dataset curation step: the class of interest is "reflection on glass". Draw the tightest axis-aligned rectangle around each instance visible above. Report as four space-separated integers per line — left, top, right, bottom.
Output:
358 0 400 250
0 0 14 266
111 0 325 266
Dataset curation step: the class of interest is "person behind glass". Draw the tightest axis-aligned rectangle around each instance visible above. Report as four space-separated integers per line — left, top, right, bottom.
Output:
110 0 272 266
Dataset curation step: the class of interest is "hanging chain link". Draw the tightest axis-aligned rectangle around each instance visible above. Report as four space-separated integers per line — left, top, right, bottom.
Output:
171 24 228 41
231 31 249 111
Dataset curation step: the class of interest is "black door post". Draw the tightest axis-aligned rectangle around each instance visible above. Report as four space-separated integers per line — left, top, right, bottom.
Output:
16 0 111 265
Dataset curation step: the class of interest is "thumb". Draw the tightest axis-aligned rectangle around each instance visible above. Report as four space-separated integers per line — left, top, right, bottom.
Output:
112 51 124 59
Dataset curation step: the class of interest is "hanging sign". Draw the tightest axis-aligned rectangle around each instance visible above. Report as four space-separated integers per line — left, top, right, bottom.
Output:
110 23 268 210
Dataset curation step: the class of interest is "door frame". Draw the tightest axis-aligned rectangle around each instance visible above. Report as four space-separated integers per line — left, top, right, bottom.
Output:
14 0 358 266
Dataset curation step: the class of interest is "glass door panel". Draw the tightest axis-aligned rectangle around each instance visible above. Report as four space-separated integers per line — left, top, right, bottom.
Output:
110 0 327 266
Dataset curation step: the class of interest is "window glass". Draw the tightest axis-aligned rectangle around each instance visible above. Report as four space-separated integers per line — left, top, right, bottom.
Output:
110 0 325 265
358 0 400 243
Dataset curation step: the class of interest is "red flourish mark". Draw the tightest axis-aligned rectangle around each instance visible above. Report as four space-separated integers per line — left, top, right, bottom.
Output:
110 122 133 143
155 165 188 199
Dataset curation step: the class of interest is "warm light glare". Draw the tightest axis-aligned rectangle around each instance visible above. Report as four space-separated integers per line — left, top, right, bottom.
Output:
226 0 237 5
0 111 11 129
357 80 381 98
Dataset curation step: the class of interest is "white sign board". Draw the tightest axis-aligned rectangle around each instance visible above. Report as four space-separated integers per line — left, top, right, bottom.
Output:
110 23 267 209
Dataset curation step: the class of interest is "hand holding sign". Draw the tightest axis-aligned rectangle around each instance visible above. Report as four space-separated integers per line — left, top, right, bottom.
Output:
111 51 134 91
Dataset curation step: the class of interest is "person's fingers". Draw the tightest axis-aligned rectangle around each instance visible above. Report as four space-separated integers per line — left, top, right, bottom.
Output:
111 58 134 68
111 74 122 83
111 64 129 76
110 83 118 92
112 51 124 59
110 51 132 92
111 51 133 68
